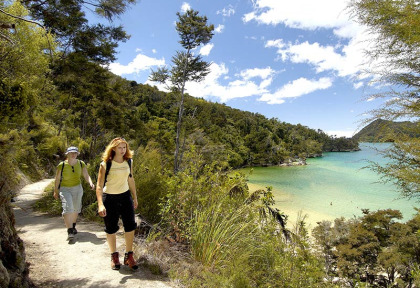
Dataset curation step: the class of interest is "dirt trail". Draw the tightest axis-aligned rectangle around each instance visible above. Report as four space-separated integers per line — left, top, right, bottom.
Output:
13 179 173 288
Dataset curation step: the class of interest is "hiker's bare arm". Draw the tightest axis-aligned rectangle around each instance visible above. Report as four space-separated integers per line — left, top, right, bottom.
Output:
96 163 106 217
53 166 61 200
82 166 95 190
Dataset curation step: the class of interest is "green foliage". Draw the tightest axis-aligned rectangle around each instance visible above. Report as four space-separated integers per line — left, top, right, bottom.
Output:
0 1 56 131
190 203 258 267
176 9 214 50
373 139 420 198
22 0 132 64
313 209 420 287
33 183 62 215
0 131 28 202
132 142 170 223
348 0 420 199
159 148 248 241
156 149 329 287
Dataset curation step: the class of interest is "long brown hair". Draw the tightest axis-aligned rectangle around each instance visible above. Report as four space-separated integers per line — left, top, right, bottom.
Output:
101 137 133 162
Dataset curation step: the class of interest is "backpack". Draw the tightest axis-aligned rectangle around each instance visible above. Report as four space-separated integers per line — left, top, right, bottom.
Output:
103 158 132 187
58 160 83 189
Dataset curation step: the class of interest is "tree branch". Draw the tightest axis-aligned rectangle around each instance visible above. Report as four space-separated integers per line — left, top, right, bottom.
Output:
0 8 54 59
0 8 44 28
0 32 15 44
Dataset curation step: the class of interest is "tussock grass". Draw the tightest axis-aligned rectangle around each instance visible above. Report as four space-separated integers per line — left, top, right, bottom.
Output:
190 203 258 268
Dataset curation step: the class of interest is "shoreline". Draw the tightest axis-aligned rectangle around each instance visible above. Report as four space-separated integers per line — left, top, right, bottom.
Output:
246 183 337 230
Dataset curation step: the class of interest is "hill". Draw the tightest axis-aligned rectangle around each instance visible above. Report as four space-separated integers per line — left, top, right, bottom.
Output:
353 119 419 142
114 79 360 167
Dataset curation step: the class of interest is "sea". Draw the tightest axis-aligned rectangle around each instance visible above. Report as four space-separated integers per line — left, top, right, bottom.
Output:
240 143 418 229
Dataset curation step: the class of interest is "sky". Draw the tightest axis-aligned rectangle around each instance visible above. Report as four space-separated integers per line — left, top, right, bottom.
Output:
93 0 387 137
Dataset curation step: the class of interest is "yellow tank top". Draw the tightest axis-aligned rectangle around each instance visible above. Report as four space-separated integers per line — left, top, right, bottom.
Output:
103 160 130 194
58 160 86 188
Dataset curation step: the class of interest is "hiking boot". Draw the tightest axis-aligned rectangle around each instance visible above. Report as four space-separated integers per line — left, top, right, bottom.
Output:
111 252 121 270
72 223 77 234
67 228 75 240
124 251 138 270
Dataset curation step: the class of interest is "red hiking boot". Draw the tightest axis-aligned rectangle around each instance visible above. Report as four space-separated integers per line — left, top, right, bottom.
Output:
124 251 138 270
111 252 121 270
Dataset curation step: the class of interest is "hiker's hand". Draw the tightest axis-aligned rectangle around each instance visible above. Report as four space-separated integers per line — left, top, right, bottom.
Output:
53 191 59 200
90 183 95 190
98 205 106 217
133 198 138 210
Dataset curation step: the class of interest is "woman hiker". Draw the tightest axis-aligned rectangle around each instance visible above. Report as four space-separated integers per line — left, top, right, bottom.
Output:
54 146 95 240
96 137 139 270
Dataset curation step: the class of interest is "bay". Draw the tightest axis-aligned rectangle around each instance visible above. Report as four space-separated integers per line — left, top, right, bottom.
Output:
240 143 418 229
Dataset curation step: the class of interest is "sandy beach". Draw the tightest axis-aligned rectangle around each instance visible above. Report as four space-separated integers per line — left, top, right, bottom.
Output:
247 182 337 232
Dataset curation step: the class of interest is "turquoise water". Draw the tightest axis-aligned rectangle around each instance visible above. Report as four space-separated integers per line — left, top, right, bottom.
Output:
241 143 418 226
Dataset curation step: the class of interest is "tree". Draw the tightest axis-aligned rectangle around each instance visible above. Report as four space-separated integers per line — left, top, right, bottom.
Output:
0 1 56 130
348 0 420 198
360 208 403 246
21 0 133 64
150 9 214 172
16 0 136 155
0 3 57 285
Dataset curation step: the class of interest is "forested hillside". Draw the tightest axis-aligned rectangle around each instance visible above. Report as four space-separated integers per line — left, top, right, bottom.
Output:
50 74 358 170
354 119 419 142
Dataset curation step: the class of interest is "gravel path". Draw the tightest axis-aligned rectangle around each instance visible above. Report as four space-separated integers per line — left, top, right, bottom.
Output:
13 179 173 288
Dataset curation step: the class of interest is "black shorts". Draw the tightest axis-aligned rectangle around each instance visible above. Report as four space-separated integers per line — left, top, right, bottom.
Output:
102 191 137 234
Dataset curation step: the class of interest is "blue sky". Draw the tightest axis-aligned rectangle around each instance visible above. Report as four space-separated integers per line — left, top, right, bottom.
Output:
97 0 385 137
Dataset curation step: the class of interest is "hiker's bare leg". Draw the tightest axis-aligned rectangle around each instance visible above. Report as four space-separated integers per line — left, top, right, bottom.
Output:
63 212 78 228
124 230 135 252
107 233 117 253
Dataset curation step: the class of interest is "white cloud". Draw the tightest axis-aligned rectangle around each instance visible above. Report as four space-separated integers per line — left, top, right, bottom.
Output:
325 130 355 138
245 35 258 40
144 60 331 105
152 49 157 54
183 64 331 104
245 0 383 82
243 0 352 33
200 43 214 56
265 30 371 78
184 63 274 102
181 2 191 13
217 5 235 17
108 53 165 76
239 67 275 81
214 24 225 33
258 77 333 104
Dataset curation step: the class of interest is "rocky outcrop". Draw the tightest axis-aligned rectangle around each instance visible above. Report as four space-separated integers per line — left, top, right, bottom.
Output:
279 158 306 166
0 176 32 288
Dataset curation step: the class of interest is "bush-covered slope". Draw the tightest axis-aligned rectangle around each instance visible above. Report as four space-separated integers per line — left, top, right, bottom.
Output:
353 119 419 142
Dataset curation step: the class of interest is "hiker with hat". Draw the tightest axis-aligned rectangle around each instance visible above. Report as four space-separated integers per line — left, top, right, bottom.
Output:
54 146 95 240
